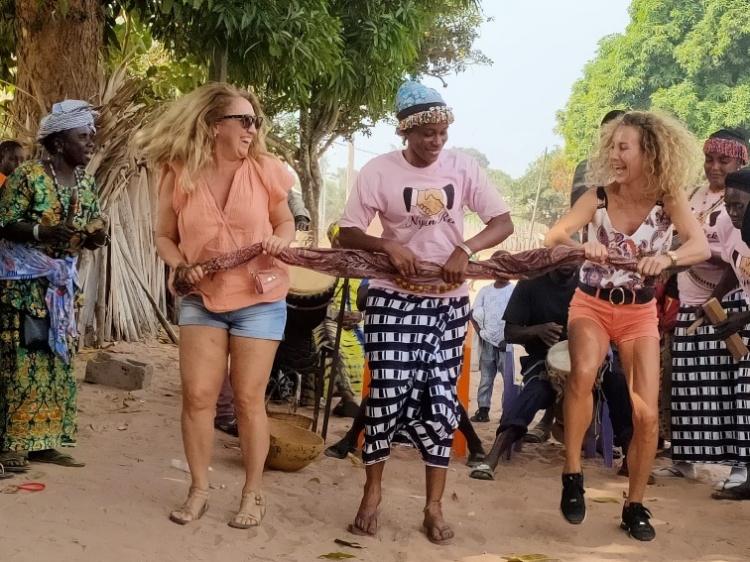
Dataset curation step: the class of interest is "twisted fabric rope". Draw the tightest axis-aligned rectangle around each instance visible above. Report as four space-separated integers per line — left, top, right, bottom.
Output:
172 244 642 297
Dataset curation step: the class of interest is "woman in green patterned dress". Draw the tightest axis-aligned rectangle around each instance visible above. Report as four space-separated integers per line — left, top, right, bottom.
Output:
0 101 107 470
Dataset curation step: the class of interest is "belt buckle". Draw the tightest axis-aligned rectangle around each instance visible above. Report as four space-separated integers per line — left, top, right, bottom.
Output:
608 287 626 306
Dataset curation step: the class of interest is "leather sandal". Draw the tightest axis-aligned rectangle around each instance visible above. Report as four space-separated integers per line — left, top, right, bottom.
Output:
228 491 266 529
169 488 209 525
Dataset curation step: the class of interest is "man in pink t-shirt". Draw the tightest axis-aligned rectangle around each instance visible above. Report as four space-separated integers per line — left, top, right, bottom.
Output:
338 81 513 545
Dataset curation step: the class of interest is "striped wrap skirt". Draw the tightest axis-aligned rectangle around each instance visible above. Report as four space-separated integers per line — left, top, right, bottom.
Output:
671 288 750 466
362 288 470 468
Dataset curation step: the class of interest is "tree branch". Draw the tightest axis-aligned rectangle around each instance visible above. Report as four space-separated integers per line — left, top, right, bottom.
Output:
266 132 297 167
317 134 339 159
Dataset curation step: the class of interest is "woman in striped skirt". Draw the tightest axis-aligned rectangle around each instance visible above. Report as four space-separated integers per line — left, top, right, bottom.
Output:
705 168 750 499
338 81 513 545
654 129 748 491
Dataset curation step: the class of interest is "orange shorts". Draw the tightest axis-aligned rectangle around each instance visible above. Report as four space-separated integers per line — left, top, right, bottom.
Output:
568 288 659 345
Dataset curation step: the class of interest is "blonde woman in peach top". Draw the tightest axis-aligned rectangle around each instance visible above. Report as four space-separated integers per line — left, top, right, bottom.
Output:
136 83 295 528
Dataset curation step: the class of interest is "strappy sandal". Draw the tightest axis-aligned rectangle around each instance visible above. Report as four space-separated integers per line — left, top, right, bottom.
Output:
523 427 550 444
228 491 266 529
169 488 210 525
469 463 495 481
0 452 31 472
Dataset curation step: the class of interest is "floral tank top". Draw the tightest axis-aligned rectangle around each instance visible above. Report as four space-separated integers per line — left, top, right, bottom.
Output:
580 186 673 291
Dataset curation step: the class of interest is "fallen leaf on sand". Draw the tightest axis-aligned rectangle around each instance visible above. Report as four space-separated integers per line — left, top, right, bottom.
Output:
591 497 619 504
308 477 321 485
318 553 356 560
452 492 459 502
117 424 128 431
347 454 364 468
334 538 364 549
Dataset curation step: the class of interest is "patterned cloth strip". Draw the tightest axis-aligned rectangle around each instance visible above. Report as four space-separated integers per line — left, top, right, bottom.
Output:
172 244 643 296
0 241 79 363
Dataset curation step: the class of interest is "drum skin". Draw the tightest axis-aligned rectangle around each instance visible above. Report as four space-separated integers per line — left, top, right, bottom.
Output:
285 266 337 338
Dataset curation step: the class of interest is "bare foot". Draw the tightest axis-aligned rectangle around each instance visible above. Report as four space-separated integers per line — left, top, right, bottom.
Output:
349 484 381 536
423 501 454 545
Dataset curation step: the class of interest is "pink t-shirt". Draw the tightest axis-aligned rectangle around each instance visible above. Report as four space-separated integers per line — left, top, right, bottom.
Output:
677 186 727 306
339 149 510 298
718 213 750 306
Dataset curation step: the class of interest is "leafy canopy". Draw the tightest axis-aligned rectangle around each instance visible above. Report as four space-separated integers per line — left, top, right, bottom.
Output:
557 0 750 162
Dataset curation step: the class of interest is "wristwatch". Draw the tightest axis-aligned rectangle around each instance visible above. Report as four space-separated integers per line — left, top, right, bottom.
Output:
667 250 678 267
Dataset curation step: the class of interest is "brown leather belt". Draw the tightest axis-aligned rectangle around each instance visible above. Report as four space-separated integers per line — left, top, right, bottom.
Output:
578 282 655 305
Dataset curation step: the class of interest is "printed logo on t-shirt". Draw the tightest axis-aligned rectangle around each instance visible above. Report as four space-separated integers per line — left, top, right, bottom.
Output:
402 184 455 228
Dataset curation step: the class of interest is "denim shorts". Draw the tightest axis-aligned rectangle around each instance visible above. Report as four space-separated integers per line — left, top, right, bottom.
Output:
178 295 287 340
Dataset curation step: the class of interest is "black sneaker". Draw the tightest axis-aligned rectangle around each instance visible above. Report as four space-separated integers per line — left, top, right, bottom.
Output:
560 473 586 524
470 407 490 423
621 502 655 541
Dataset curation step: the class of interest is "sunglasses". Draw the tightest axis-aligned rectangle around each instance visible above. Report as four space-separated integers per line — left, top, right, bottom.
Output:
219 114 264 130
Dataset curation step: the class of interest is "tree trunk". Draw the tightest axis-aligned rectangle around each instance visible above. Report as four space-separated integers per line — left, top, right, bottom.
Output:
13 0 104 136
293 109 323 243
208 44 228 82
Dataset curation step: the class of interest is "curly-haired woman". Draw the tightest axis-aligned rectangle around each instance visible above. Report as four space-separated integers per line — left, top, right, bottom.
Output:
545 111 710 540
136 83 295 528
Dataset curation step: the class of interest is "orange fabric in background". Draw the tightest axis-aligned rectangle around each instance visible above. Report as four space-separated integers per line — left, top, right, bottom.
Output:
358 324 472 458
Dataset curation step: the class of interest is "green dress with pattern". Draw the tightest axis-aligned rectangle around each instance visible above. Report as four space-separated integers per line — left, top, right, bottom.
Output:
0 161 101 452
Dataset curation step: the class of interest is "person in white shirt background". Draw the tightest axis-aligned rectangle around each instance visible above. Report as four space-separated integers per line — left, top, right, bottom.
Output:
470 263 515 423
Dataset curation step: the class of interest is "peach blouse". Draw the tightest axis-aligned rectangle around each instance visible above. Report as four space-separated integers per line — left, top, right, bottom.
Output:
169 155 294 312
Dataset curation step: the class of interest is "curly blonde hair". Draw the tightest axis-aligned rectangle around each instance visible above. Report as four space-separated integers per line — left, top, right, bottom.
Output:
134 83 268 192
586 110 702 200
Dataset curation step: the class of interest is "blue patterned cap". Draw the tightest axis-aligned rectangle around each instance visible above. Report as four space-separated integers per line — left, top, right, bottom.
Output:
395 81 447 120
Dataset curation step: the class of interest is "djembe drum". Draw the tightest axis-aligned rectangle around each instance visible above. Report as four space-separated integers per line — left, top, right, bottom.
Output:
544 340 606 443
269 266 337 405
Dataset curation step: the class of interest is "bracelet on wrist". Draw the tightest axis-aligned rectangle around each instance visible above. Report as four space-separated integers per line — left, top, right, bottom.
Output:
32 224 41 242
457 243 473 258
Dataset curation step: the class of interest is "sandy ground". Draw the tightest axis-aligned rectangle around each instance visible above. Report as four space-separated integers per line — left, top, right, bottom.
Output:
1 339 749 562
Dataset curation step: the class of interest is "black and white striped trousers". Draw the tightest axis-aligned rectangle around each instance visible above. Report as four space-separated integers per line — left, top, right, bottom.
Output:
362 288 470 468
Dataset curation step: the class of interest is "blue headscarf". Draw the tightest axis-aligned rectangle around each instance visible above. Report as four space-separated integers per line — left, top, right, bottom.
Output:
395 81 454 133
37 100 98 141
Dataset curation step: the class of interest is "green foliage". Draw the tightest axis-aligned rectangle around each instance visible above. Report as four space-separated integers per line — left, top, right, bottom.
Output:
498 148 568 228
410 1 491 84
105 12 206 101
130 0 345 108
557 0 750 162
452 146 490 168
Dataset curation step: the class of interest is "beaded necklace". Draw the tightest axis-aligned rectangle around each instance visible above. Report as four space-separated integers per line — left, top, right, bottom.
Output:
695 185 724 225
47 160 83 221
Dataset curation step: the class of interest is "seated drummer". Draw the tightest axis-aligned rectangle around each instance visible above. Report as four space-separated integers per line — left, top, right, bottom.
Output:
470 265 635 481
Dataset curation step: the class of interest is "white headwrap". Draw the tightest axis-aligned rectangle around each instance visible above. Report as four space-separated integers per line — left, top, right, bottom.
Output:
37 100 98 141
